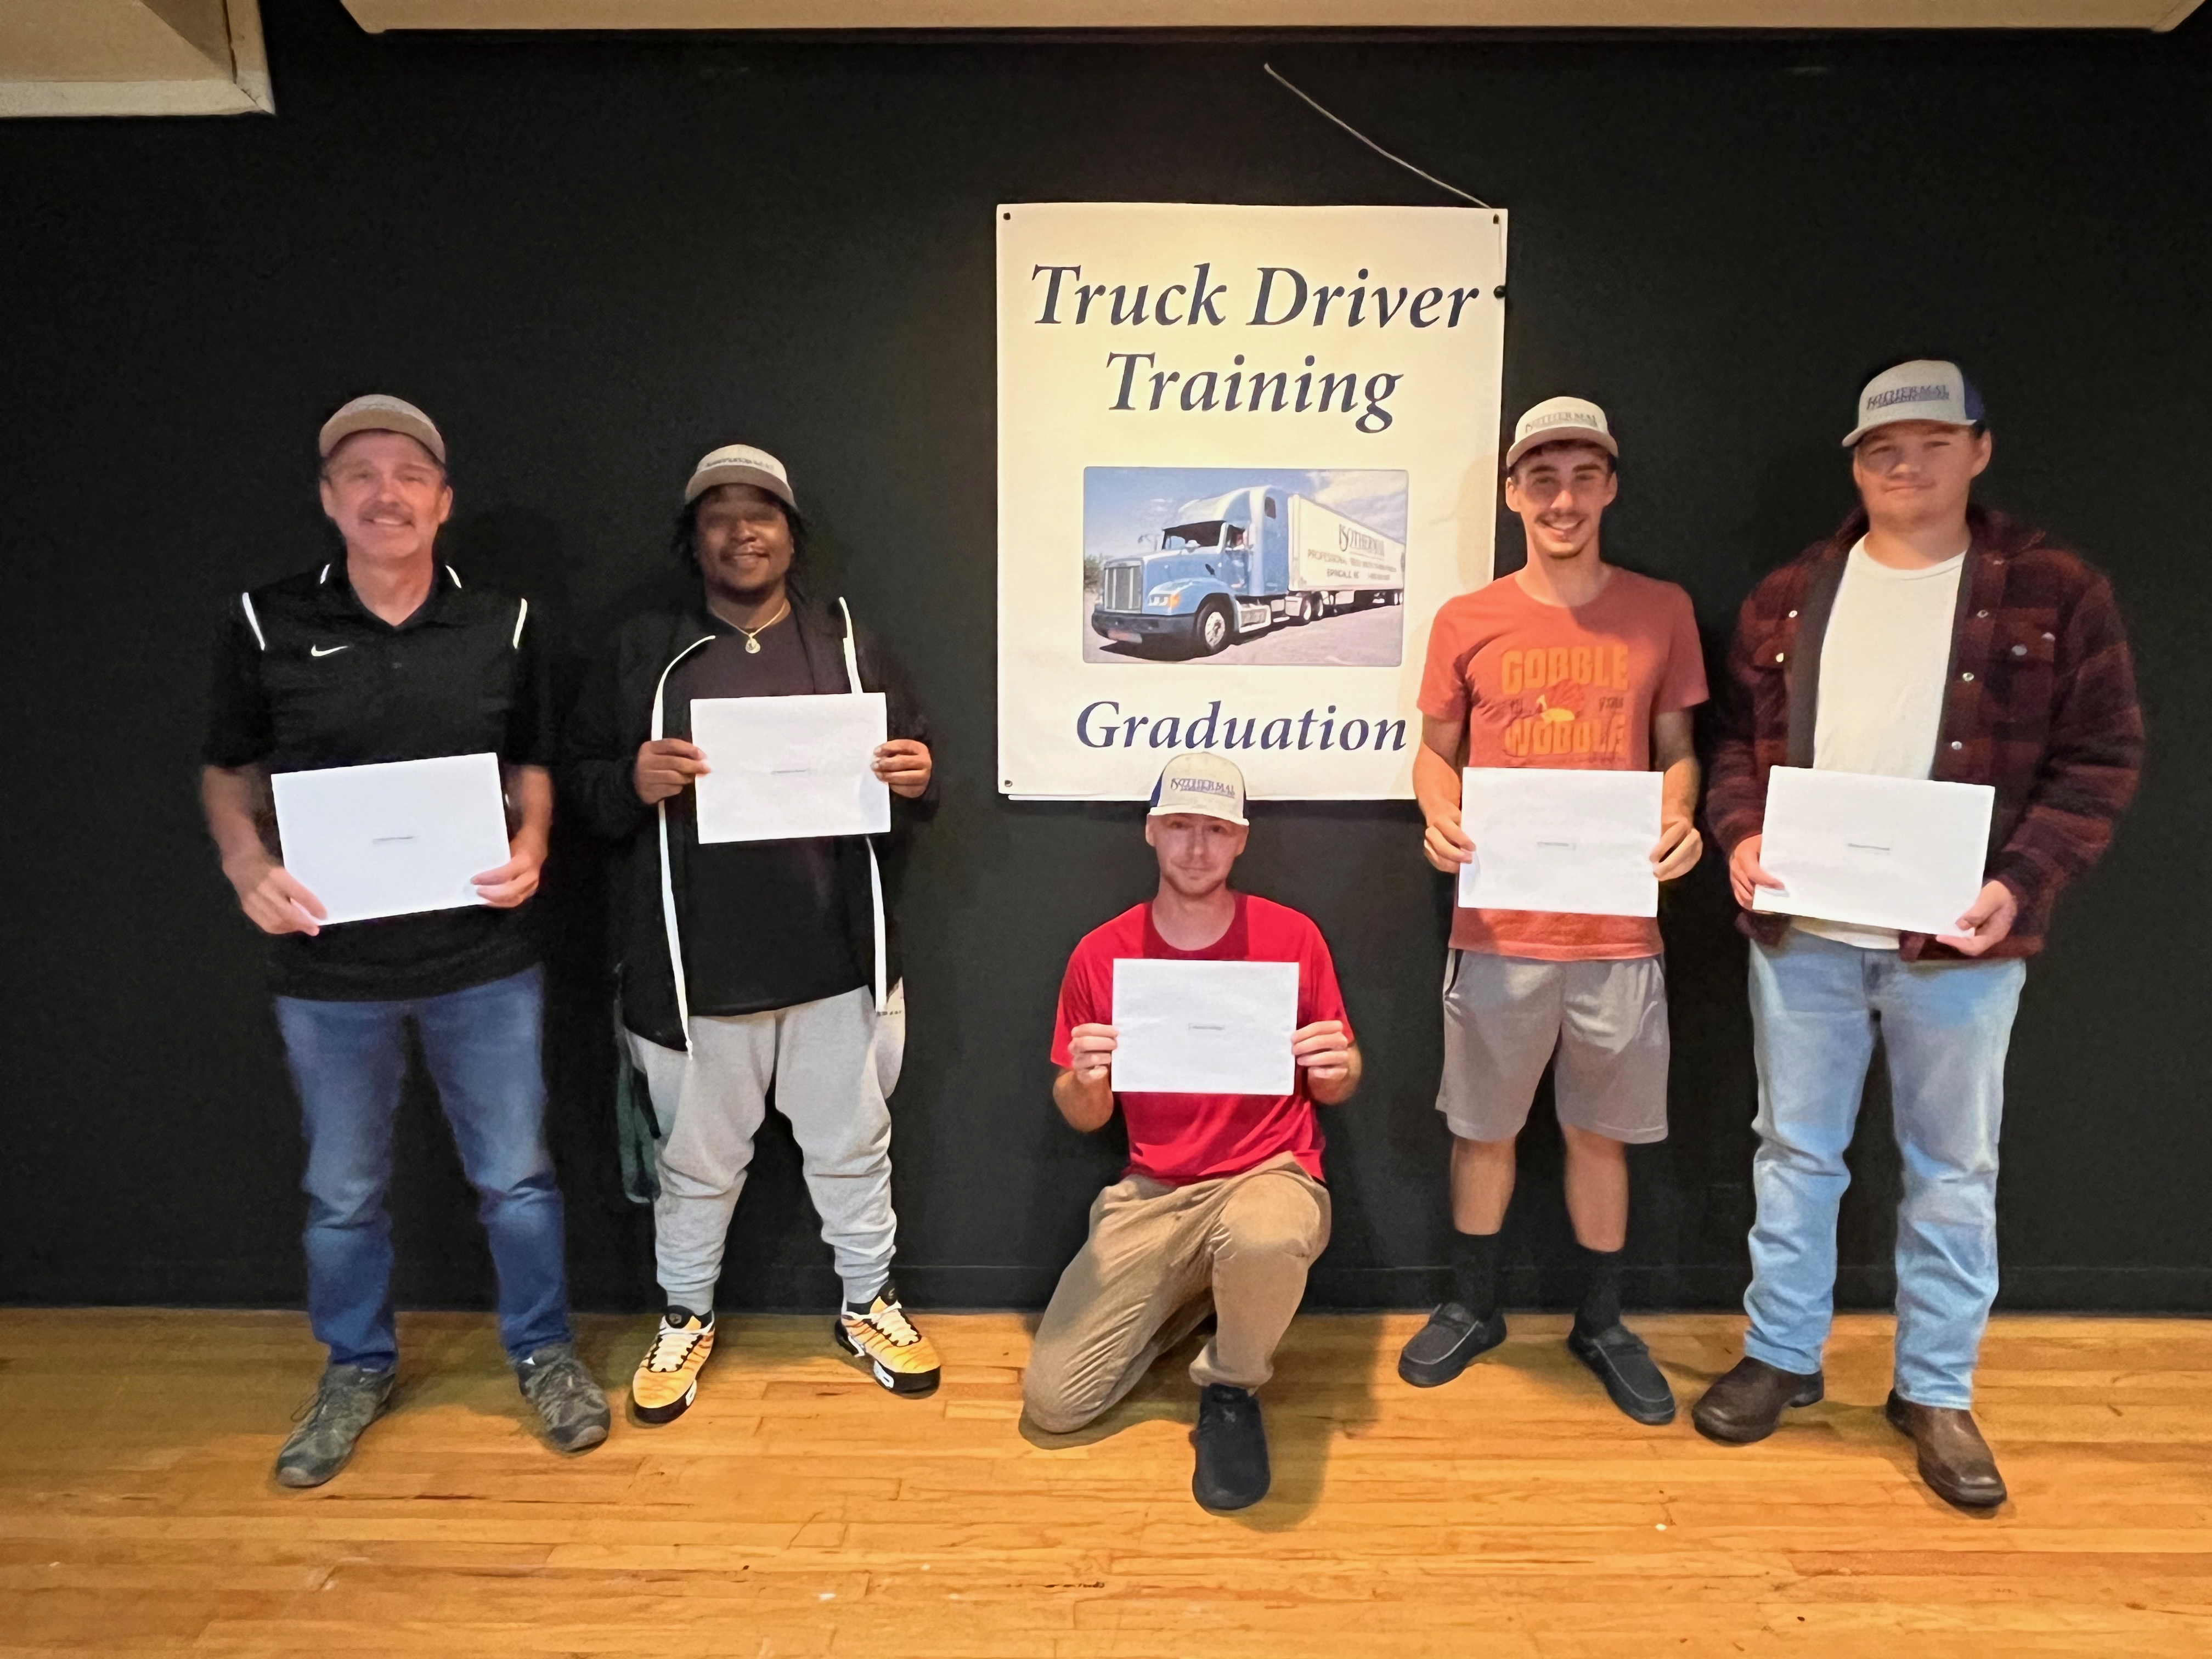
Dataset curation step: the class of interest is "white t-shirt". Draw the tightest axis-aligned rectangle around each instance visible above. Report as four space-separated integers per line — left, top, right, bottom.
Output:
1795 538 1966 950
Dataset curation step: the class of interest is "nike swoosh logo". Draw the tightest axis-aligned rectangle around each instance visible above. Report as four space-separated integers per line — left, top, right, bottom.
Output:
310 645 350 657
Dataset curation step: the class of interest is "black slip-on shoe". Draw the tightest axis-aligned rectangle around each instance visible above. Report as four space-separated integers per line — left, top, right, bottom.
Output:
1191 1384 1270 1511
1566 1321 1677 1426
1396 1302 1508 1389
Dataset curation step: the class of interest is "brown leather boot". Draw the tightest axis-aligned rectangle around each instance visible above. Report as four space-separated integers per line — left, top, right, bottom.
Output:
1885 1391 2007 1509
1691 1356 1824 1444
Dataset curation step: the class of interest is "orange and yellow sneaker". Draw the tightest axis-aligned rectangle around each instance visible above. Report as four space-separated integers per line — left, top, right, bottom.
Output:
833 1285 941 1396
630 1308 714 1424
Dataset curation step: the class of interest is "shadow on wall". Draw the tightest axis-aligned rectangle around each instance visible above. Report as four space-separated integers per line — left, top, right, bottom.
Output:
1747 445 1855 576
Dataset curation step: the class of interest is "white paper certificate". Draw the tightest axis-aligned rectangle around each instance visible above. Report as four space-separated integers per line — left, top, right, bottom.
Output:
269 752 511 927
1753 766 1996 936
1110 958 1299 1096
1457 767 1662 918
691 692 891 845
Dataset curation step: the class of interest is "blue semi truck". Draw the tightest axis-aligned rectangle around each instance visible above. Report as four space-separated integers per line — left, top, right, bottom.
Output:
1090 485 1407 658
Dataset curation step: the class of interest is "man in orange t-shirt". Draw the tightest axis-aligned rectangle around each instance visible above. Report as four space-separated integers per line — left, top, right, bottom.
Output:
1397 397 1708 1426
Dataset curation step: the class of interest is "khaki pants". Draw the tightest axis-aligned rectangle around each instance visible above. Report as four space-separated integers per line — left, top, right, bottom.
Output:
1023 1153 1331 1434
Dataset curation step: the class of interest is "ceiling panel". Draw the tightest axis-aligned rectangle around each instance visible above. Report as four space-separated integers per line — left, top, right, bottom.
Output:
0 0 271 115
340 0 2204 32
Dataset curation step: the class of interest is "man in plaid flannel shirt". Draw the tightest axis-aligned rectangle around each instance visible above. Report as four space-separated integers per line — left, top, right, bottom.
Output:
1691 360 2142 1510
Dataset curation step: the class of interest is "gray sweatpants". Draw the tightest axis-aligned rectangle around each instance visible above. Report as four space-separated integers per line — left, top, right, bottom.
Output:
629 986 896 1311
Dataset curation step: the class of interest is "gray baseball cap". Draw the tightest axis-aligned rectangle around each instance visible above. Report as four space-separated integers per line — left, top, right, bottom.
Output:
1843 360 1986 448
684 443 798 509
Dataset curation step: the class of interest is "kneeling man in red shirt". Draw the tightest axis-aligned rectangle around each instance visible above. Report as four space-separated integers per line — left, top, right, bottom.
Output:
1023 753 1362 1513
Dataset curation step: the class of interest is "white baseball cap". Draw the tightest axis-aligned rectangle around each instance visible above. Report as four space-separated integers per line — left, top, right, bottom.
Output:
1148 752 1248 827
1505 396 1618 470
318 394 445 465
684 443 798 509
1843 359 1986 448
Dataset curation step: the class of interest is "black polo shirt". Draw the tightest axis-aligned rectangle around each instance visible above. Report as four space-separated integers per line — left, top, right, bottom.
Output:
203 560 554 1002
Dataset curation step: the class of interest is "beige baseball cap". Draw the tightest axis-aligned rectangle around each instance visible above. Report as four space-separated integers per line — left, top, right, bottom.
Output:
318 394 446 465
1148 752 1249 827
1505 396 1618 470
684 443 798 509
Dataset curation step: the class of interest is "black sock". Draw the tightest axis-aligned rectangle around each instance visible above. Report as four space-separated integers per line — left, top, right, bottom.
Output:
1451 1229 1504 1321
1575 1245 1624 1335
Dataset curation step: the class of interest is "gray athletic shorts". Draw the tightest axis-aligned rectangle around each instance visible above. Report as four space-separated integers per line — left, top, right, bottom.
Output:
1435 951 1670 1145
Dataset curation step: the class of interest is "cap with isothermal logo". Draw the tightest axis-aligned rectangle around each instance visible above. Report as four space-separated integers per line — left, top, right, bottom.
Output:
1148 752 1249 827
1843 360 1986 448
1505 396 1618 469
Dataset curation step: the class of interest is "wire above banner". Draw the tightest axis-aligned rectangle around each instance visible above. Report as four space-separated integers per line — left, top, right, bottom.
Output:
996 201 1509 802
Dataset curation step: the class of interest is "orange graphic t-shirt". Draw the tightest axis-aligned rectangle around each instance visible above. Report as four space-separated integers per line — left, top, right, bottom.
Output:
1419 567 1708 960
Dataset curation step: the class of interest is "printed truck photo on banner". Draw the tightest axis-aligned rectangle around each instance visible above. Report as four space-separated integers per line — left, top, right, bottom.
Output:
997 201 1508 800
1083 467 1408 665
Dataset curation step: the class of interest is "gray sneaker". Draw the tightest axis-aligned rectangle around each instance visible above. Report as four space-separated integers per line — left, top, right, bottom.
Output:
516 1341 610 1453
274 1363 394 1488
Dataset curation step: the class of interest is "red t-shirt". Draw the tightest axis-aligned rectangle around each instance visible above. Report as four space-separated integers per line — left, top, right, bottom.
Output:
1051 893 1350 1186
1419 567 1708 960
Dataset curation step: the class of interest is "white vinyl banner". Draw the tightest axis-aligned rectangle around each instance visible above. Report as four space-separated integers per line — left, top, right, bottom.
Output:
997 201 1508 800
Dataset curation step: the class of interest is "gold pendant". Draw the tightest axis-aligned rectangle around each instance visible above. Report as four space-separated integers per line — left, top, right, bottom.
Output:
744 635 761 654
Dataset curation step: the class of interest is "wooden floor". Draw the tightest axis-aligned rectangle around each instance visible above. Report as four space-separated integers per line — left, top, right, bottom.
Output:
3 1310 2210 1656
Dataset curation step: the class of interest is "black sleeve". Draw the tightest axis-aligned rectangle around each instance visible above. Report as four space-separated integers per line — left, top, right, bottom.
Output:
559 624 656 842
858 625 927 743
501 596 558 769
201 597 274 768
859 624 940 815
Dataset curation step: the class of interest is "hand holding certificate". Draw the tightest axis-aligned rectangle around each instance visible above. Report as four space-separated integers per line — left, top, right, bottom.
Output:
1752 766 1996 937
1458 767 1663 917
690 692 892 844
1110 959 1300 1096
270 752 512 927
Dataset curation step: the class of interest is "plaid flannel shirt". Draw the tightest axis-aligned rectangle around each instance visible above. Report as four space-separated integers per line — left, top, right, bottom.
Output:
1706 505 2142 961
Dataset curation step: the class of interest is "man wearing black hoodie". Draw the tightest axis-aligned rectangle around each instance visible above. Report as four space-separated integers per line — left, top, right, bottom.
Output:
563 444 939 1421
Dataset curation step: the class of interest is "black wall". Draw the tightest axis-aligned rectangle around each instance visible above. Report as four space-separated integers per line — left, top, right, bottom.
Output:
3 4 2207 1317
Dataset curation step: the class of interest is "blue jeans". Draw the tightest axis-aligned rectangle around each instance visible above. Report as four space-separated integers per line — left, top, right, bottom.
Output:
274 966 572 1371
1742 930 2025 1409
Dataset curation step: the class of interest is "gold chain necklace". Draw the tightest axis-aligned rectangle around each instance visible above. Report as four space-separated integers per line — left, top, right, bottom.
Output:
733 597 791 654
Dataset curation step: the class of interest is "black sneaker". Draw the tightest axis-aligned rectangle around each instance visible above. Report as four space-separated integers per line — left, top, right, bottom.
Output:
1190 1384 1270 1511
1396 1302 1507 1388
274 1364 393 1488
1566 1321 1677 1425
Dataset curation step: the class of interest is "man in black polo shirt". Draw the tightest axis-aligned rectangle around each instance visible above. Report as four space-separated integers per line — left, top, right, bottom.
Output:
201 394 608 1487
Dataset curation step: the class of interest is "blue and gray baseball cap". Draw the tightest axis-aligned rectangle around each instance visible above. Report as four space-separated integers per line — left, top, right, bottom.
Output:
1148 752 1248 826
1843 360 1986 448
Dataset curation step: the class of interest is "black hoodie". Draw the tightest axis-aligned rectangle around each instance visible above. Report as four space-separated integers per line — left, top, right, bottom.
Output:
561 588 934 1049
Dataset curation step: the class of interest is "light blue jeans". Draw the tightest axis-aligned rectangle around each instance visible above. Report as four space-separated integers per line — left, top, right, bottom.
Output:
1742 929 2026 1409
